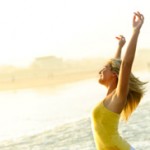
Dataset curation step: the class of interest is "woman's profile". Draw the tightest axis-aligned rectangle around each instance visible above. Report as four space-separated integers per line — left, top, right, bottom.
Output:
91 11 146 150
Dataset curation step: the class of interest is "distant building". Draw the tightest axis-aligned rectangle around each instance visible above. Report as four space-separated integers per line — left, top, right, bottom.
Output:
31 56 63 70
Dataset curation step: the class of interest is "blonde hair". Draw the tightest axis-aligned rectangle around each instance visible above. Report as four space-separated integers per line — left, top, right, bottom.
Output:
108 58 147 121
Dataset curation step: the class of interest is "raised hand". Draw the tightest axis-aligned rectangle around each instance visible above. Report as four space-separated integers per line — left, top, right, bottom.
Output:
114 35 126 59
133 11 144 32
116 35 126 48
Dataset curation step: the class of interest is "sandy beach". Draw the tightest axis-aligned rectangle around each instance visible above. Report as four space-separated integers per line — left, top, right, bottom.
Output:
0 70 97 91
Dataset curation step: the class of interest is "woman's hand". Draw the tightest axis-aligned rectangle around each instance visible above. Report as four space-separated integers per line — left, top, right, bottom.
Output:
114 35 126 59
133 11 144 32
116 35 126 48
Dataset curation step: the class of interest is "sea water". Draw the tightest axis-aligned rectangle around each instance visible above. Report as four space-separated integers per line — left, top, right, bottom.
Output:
0 78 104 141
0 72 149 149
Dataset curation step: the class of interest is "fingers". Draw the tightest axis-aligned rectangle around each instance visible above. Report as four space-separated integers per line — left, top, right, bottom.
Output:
133 11 144 22
133 11 144 31
115 35 125 41
115 35 126 47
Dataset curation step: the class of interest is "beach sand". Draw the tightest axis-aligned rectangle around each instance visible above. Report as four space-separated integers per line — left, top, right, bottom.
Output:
0 70 97 91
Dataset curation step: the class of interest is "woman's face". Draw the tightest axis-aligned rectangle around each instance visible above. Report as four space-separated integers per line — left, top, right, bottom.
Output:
98 64 114 85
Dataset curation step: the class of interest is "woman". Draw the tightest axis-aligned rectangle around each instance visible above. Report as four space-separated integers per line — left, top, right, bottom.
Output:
91 11 146 150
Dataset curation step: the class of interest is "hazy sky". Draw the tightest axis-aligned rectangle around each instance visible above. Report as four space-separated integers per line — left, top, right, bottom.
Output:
0 0 150 67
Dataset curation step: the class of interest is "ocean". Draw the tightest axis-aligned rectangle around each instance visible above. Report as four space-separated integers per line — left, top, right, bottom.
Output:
0 72 149 150
0 78 104 141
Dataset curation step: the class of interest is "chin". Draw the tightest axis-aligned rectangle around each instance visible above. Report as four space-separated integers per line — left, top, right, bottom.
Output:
98 79 103 84
99 77 106 85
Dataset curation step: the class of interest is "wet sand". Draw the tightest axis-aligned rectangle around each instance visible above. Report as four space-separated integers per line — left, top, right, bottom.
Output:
0 70 97 91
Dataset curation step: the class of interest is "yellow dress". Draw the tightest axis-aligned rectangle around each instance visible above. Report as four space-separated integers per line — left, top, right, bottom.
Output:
91 101 130 150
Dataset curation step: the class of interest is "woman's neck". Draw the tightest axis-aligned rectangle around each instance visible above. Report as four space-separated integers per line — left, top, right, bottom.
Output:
106 81 117 96
107 88 116 96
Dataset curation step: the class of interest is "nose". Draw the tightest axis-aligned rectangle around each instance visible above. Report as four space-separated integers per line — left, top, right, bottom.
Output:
99 69 103 74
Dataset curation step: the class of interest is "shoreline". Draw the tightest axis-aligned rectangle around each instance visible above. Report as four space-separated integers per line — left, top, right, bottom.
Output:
0 72 149 149
0 70 97 91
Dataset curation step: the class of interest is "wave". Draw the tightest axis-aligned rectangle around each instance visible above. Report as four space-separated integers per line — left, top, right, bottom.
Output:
0 113 150 150
0 117 96 150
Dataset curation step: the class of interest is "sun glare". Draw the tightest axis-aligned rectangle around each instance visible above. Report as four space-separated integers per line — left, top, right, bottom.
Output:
0 0 149 67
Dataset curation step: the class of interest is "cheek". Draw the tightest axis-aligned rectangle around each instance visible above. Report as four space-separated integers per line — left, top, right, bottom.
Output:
98 73 107 84
102 72 113 81
98 78 103 84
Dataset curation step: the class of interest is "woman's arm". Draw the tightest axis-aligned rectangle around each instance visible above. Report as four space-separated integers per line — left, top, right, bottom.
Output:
114 35 126 59
116 11 144 100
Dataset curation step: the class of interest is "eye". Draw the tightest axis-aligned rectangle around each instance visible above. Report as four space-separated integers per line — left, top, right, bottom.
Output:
104 66 109 69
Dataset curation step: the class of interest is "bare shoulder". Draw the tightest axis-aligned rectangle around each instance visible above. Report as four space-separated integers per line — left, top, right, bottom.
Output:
104 92 126 114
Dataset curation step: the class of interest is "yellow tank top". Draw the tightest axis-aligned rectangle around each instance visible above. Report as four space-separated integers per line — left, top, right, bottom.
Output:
91 101 130 150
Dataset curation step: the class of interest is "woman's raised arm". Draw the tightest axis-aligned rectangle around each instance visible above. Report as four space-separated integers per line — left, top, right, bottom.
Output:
116 11 144 100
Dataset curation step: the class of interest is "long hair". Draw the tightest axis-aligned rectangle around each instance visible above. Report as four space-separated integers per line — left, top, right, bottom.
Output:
108 58 147 121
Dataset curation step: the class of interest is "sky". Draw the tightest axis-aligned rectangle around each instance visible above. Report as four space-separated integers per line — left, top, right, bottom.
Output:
0 0 150 67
